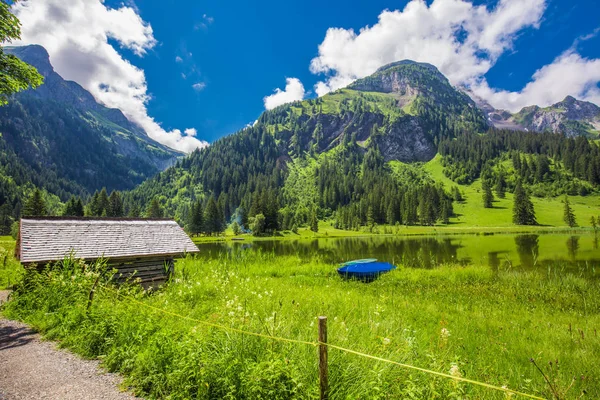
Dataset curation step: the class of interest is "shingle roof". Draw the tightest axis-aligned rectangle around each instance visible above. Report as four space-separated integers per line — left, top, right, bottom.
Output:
18 217 199 264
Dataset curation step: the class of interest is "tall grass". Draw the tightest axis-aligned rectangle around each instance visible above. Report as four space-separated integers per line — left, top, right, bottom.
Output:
0 239 22 289
2 251 599 399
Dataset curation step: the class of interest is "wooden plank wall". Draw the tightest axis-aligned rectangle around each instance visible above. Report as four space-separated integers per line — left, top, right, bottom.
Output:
110 257 174 289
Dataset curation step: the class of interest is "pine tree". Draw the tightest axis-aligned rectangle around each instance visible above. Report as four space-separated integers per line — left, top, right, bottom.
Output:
97 188 109 216
62 196 77 216
441 198 452 224
146 197 164 218
74 198 84 216
88 191 101 216
187 199 203 236
23 188 47 216
512 181 536 225
563 195 577 227
310 207 319 233
495 170 506 198
482 181 494 208
203 196 221 235
107 191 124 217
128 204 141 218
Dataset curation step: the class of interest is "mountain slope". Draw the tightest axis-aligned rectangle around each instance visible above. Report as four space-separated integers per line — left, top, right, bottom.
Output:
258 60 487 162
466 90 600 137
0 45 184 232
125 61 488 223
4 45 181 170
512 96 600 136
127 60 600 232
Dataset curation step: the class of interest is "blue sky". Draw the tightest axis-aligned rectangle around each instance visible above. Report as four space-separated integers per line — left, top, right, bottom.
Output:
12 0 600 151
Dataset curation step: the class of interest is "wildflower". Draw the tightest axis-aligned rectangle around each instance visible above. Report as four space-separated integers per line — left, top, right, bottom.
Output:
502 385 514 398
449 363 461 378
440 328 450 339
382 337 391 345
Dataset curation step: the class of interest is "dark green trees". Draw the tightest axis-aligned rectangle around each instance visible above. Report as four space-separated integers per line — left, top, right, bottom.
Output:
22 188 47 216
107 191 124 217
87 189 124 217
563 196 577 227
512 181 536 225
310 207 318 233
495 170 506 198
63 196 84 216
482 181 494 208
187 199 203 236
146 197 164 218
203 196 224 235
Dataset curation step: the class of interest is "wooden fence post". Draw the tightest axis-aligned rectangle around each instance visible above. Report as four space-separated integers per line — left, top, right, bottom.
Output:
318 316 328 400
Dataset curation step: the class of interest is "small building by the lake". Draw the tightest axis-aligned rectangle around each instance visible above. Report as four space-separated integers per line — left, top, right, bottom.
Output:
16 217 199 287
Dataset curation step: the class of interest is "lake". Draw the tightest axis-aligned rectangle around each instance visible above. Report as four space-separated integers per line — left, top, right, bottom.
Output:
197 233 600 274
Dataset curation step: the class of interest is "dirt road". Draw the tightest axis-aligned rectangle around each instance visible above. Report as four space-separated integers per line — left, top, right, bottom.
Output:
0 290 139 400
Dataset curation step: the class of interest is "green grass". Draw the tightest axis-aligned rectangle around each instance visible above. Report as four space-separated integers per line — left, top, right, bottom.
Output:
423 155 600 228
0 237 22 289
3 252 598 399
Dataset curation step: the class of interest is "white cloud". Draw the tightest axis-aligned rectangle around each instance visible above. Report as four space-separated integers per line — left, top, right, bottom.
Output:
310 0 546 96
307 0 600 110
263 78 305 110
192 82 206 91
12 0 208 153
184 128 197 136
471 51 600 111
175 56 183 63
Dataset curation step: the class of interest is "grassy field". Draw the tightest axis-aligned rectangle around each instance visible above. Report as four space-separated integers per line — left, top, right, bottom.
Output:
0 236 20 289
423 155 600 228
2 250 598 399
189 155 599 244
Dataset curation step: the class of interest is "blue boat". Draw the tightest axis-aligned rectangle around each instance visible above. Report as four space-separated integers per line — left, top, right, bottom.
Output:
340 258 378 266
337 261 396 282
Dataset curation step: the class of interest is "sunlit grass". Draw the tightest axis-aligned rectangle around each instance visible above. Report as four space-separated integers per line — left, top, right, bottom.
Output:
2 250 598 399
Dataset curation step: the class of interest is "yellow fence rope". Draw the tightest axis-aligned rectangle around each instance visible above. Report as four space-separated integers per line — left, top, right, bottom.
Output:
101 285 546 400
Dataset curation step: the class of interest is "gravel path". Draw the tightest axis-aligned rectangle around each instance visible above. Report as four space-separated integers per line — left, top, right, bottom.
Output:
0 290 140 400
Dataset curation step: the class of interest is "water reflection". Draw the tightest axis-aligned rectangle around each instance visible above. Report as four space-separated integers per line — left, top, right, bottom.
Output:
197 233 600 275
514 235 539 267
566 236 579 259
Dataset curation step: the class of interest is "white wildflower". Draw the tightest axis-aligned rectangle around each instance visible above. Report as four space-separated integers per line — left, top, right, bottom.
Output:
440 328 450 339
382 337 391 345
450 363 461 378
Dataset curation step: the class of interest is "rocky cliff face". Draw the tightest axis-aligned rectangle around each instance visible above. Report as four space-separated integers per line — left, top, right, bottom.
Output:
261 60 487 163
512 97 600 137
465 88 600 137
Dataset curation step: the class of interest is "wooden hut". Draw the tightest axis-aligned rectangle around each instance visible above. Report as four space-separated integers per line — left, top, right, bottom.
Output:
16 217 199 287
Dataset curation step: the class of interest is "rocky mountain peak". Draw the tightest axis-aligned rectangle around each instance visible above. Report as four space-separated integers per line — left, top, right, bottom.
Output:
554 96 600 120
348 59 449 95
4 45 54 78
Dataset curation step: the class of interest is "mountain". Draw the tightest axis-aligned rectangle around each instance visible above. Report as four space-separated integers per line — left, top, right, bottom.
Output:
466 90 600 137
259 60 487 163
126 59 600 232
512 96 600 136
0 45 181 198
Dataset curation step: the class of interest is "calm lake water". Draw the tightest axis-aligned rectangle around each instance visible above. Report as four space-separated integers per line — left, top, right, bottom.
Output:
197 233 600 273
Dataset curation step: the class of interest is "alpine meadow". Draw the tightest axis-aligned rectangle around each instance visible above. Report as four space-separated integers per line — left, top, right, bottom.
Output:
1 0 600 399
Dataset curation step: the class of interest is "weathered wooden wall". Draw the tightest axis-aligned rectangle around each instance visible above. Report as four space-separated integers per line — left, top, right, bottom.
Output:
111 257 174 288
